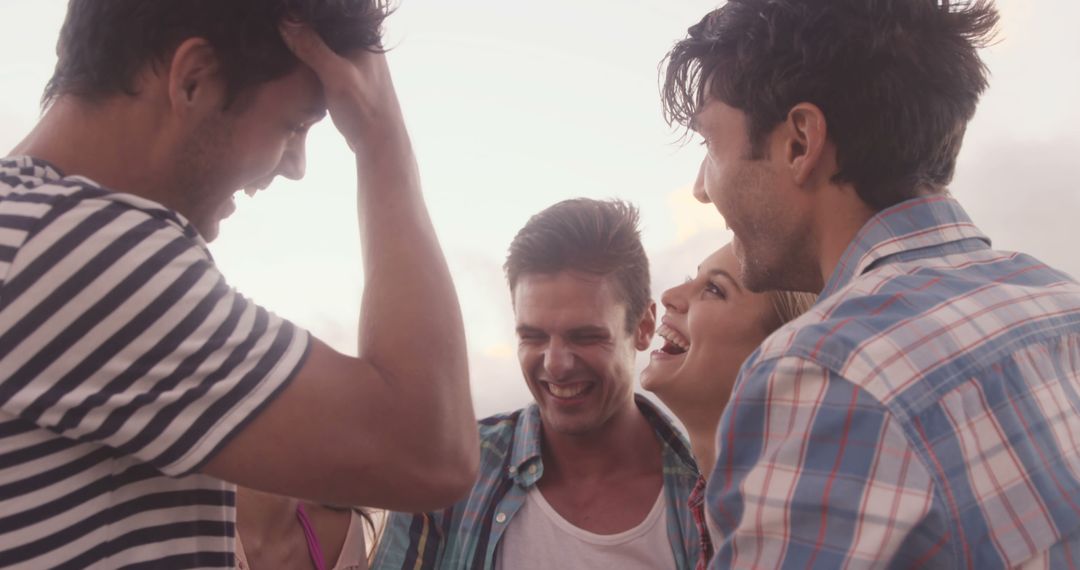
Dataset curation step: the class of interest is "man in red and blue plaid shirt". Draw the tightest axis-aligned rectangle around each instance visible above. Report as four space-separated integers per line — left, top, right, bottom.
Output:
662 0 1080 568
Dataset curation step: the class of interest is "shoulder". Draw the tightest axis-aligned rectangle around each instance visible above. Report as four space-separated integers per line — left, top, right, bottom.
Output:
4 178 203 259
635 395 698 474
0 167 214 290
0 159 201 244
475 407 530 475
750 249 1080 410
478 408 524 437
477 407 527 451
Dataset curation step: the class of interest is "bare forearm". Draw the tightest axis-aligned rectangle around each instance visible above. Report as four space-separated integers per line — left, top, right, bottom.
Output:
354 121 474 457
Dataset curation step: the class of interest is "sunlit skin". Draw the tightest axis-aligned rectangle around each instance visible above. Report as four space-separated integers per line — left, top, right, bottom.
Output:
513 270 666 534
640 244 775 473
690 98 875 294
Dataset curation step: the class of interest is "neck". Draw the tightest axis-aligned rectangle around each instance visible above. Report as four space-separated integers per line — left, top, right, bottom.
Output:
665 399 721 476
811 184 876 291
12 96 173 205
540 399 661 482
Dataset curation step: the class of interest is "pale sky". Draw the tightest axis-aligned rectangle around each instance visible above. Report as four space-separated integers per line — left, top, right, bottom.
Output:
3 0 1078 417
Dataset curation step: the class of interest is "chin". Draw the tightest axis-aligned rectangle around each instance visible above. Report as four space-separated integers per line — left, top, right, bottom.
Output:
639 369 667 394
197 220 221 242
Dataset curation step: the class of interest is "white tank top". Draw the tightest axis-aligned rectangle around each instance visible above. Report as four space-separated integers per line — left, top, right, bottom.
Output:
494 485 677 570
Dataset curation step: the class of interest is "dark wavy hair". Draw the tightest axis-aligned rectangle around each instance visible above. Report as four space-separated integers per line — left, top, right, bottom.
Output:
662 0 999 211
44 0 392 108
505 198 652 333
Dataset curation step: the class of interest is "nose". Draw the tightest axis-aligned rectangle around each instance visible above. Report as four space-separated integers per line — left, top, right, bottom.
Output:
278 134 307 181
692 159 710 204
661 280 691 314
542 338 574 380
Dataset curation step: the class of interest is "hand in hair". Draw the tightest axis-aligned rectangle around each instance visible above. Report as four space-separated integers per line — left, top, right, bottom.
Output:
279 21 401 152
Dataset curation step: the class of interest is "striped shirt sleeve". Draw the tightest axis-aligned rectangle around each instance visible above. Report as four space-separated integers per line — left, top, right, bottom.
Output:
0 195 310 477
707 356 945 569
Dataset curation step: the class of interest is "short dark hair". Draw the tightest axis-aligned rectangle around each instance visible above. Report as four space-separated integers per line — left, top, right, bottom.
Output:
662 0 999 211
505 198 651 333
44 0 391 107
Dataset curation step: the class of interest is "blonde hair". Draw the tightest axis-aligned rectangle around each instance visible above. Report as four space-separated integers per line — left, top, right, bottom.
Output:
765 290 817 332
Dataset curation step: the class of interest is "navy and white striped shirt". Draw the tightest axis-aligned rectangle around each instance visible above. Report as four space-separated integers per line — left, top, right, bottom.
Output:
0 156 310 568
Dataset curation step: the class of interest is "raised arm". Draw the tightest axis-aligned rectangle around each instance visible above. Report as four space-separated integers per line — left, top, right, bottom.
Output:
202 24 478 511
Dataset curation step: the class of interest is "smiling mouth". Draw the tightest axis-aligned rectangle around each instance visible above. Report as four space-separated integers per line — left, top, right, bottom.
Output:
542 381 592 399
656 323 690 356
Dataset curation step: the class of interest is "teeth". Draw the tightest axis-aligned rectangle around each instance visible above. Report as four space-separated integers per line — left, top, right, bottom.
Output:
547 382 588 399
657 324 690 351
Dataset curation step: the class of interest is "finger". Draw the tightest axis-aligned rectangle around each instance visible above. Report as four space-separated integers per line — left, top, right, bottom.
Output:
279 22 344 78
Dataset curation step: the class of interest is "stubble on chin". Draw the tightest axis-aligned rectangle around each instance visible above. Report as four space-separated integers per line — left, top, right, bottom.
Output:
739 232 822 294
735 245 775 293
172 114 235 239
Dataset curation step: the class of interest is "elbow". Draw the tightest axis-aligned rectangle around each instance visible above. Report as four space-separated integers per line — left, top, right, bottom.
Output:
419 431 481 509
441 441 480 501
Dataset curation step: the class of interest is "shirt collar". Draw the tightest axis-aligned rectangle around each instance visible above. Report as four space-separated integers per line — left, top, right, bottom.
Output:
820 195 991 299
3 155 208 250
3 155 66 181
507 394 698 487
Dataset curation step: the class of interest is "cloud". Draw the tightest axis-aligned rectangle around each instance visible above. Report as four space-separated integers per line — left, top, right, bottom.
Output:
667 185 730 244
951 136 1080 280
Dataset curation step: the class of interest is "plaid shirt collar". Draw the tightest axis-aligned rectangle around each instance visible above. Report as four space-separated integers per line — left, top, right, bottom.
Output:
821 195 991 300
505 394 698 488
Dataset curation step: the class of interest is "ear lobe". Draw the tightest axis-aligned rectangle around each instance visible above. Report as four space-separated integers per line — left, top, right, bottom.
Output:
785 103 828 187
167 38 225 114
634 301 658 351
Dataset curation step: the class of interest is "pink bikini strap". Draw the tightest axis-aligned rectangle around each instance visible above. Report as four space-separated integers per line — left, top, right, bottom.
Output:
295 503 327 570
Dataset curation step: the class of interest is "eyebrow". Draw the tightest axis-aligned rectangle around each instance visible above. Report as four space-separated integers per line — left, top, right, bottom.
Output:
708 268 743 293
514 325 609 336
567 326 610 336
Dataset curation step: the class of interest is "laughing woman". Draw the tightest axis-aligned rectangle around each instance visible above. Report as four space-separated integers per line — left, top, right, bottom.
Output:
641 243 816 568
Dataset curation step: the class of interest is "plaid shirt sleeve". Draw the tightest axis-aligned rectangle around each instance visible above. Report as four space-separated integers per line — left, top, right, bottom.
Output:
707 356 947 569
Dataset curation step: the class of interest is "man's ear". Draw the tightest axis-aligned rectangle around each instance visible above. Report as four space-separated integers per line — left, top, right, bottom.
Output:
166 38 225 116
634 300 657 351
783 102 829 187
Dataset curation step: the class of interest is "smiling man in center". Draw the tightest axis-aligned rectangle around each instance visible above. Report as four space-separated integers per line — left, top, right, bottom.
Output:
373 198 702 569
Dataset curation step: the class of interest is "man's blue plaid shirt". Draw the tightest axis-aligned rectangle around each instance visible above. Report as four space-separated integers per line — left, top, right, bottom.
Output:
707 195 1080 568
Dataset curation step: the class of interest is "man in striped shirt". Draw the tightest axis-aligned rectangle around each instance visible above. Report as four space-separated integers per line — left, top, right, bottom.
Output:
661 0 1080 568
1 1 478 568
